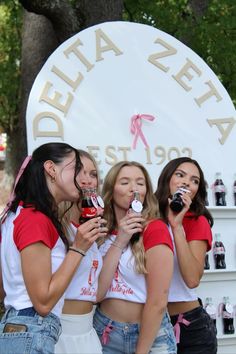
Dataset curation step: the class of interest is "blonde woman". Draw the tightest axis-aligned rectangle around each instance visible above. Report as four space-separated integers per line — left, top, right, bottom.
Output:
94 161 177 354
56 149 105 354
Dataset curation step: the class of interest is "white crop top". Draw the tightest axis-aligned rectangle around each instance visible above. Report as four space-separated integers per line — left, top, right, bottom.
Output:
0 206 66 317
168 225 198 302
99 235 147 303
65 224 103 302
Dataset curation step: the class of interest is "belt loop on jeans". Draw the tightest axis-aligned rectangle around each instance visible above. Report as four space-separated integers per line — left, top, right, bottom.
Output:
1 307 11 323
17 307 37 317
174 313 191 343
101 320 113 345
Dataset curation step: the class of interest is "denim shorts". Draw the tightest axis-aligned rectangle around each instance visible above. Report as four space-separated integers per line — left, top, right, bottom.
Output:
93 306 177 354
0 307 62 354
171 306 217 354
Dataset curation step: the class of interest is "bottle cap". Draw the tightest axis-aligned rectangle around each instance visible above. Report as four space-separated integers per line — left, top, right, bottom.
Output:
223 296 229 303
215 233 221 241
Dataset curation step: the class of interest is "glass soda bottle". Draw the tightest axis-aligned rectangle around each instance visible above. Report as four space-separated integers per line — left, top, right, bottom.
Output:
205 297 217 331
170 187 190 212
129 191 143 244
233 174 236 206
79 188 104 224
205 180 209 206
222 297 235 334
213 233 226 269
214 172 226 206
204 253 210 270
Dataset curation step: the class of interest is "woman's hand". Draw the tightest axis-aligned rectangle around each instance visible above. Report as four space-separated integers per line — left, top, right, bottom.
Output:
115 212 144 249
73 217 108 251
167 190 192 230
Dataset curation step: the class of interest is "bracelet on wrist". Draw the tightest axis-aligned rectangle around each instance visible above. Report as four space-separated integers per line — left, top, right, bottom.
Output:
69 247 86 257
111 241 124 250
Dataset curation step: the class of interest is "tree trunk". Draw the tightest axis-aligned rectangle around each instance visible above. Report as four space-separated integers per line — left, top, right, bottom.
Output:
189 0 210 18
7 10 59 179
7 0 124 180
75 0 124 28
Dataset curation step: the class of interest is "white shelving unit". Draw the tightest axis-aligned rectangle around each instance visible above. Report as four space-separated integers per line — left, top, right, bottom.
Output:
198 207 236 353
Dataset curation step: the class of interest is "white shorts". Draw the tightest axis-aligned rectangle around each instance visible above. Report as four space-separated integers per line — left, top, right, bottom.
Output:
55 309 102 354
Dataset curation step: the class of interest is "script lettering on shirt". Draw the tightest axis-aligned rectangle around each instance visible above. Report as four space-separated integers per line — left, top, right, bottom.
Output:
80 287 96 297
110 283 134 295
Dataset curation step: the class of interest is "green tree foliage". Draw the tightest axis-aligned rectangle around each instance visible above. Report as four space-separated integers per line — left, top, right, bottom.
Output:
123 0 236 104
0 1 22 133
0 0 235 162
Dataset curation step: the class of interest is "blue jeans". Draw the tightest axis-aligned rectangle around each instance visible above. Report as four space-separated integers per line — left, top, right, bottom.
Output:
93 306 177 354
0 307 61 354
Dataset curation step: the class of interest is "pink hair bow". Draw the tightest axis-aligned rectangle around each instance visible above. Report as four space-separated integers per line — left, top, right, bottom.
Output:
0 155 32 222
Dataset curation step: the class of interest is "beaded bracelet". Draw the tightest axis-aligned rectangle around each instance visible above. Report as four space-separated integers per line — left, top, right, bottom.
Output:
69 247 86 257
111 241 124 250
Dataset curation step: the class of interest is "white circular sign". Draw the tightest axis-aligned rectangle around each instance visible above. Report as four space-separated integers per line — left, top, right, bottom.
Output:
26 21 236 205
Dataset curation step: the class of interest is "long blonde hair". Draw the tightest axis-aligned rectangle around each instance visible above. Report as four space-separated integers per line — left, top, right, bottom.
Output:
102 161 159 274
60 149 100 241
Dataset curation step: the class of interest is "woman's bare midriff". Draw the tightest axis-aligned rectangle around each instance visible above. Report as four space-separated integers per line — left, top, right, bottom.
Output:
62 300 93 315
168 300 200 316
100 298 144 323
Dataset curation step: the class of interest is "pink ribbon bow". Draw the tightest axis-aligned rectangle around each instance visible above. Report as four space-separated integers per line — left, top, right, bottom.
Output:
0 155 32 222
174 313 191 344
130 114 155 149
101 323 113 345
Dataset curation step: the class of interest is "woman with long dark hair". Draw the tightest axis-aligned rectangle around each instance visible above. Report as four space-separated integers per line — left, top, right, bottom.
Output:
155 157 217 354
0 142 106 354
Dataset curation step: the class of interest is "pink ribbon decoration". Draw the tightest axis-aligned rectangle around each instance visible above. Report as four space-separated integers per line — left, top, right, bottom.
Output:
101 323 113 345
0 155 32 222
174 313 191 344
130 114 155 149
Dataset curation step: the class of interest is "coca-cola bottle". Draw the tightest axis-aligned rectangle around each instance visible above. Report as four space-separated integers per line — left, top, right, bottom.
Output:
129 191 143 244
79 188 104 224
222 297 235 334
170 187 190 212
214 172 226 206
205 297 217 330
213 233 226 269
233 174 236 206
205 180 209 206
204 253 210 270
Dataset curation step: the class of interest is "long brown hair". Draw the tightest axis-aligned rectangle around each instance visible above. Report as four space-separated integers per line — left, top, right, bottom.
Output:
102 161 159 274
154 157 213 226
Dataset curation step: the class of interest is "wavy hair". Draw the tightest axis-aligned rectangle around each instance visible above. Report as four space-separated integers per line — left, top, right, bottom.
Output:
77 149 101 194
7 142 82 249
61 149 100 231
101 161 158 274
154 157 213 227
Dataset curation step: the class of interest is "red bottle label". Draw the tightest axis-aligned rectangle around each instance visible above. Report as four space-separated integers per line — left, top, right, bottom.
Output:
81 207 97 218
